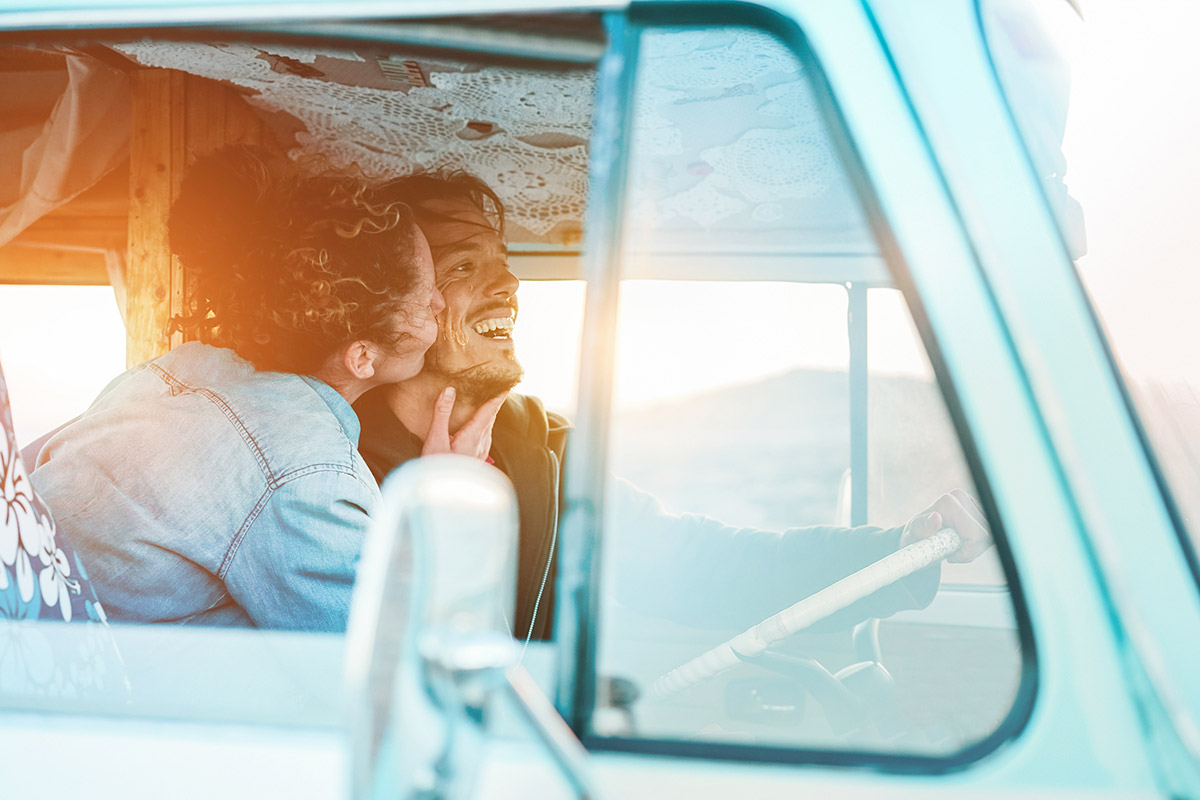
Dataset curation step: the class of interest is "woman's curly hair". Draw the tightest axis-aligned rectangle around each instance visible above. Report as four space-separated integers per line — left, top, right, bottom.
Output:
168 146 422 374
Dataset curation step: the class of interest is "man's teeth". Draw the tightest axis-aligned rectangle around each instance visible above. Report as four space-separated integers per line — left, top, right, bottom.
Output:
473 317 515 335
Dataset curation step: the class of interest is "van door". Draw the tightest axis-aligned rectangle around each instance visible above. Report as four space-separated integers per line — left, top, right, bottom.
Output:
552 1 1172 796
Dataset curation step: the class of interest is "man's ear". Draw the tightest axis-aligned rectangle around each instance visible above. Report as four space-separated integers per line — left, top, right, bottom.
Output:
342 340 377 381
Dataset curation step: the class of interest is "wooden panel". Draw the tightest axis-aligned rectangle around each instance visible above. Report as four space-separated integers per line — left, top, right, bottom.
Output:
224 85 265 146
125 69 184 368
0 69 278 350
43 160 130 221
9 215 126 251
124 71 270 368
0 245 109 285
0 161 129 285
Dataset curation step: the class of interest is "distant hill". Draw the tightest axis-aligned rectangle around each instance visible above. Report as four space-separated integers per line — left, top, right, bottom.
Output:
609 367 972 533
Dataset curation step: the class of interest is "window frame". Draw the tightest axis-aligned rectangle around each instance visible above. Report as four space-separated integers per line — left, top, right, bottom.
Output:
555 1 1038 773
0 12 602 728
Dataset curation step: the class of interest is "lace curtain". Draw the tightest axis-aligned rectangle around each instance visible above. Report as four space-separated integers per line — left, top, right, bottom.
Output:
114 29 868 250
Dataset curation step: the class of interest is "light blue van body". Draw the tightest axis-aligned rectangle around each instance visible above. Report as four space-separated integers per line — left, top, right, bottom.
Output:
0 0 1197 797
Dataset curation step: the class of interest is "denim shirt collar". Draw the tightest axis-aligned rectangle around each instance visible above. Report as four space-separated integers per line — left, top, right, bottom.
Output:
300 376 361 446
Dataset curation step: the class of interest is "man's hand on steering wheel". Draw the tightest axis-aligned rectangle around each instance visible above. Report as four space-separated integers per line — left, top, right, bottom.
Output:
899 489 992 563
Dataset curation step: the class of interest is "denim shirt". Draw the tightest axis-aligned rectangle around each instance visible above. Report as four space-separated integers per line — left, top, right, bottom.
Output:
30 342 379 632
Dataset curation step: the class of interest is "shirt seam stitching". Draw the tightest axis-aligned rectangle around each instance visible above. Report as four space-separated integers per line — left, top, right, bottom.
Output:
219 483 275 579
218 466 373 579
149 363 275 482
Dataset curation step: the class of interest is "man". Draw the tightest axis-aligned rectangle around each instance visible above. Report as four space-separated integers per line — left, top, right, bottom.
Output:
355 172 566 643
355 172 992 643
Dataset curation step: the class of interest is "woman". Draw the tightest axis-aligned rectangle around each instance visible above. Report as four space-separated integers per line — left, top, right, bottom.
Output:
31 147 503 631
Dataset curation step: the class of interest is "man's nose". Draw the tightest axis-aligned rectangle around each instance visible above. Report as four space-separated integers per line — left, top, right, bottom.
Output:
431 286 447 316
486 264 519 297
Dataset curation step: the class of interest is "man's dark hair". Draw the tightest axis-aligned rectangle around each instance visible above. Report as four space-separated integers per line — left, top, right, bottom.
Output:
168 145 423 374
372 169 505 258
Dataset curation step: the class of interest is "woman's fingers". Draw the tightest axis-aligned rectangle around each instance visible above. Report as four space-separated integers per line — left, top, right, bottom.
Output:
448 391 509 460
421 387 456 456
420 389 507 460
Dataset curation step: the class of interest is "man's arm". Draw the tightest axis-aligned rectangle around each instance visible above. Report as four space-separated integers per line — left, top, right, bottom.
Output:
607 478 940 632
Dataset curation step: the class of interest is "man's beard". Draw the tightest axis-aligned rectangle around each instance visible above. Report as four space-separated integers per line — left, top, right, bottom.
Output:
430 352 524 405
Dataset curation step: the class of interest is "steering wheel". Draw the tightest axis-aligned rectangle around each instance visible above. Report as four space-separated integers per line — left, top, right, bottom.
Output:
648 528 962 734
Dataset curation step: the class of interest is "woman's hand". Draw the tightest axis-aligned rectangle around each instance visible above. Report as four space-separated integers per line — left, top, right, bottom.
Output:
421 387 508 460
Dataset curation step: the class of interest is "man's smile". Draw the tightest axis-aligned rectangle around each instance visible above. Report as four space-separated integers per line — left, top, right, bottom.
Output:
472 315 515 341
467 301 517 343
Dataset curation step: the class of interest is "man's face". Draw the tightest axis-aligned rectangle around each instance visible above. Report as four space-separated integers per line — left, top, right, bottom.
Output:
417 196 523 402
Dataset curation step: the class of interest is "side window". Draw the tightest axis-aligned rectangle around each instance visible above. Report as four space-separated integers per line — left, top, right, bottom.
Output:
0 287 125 446
508 278 587 419
0 23 599 728
591 25 1023 759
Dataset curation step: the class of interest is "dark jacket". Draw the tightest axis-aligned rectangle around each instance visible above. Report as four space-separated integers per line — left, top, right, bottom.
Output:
356 390 566 641
356 390 937 642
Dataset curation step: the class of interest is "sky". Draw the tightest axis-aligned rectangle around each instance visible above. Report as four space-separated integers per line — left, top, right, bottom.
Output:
0 0 1187 443
0 285 126 445
1060 0 1200 386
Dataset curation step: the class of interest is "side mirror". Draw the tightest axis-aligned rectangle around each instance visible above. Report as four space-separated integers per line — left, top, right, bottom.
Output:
345 455 519 800
344 455 600 800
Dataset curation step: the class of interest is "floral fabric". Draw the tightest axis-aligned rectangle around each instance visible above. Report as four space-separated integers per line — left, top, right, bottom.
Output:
0 361 125 697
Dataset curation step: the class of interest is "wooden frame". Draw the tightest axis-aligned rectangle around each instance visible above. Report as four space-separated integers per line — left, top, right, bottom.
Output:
0 62 277 368
125 69 272 367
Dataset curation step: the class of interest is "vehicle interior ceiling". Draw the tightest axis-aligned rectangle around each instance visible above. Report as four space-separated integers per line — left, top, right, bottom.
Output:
0 17 605 353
